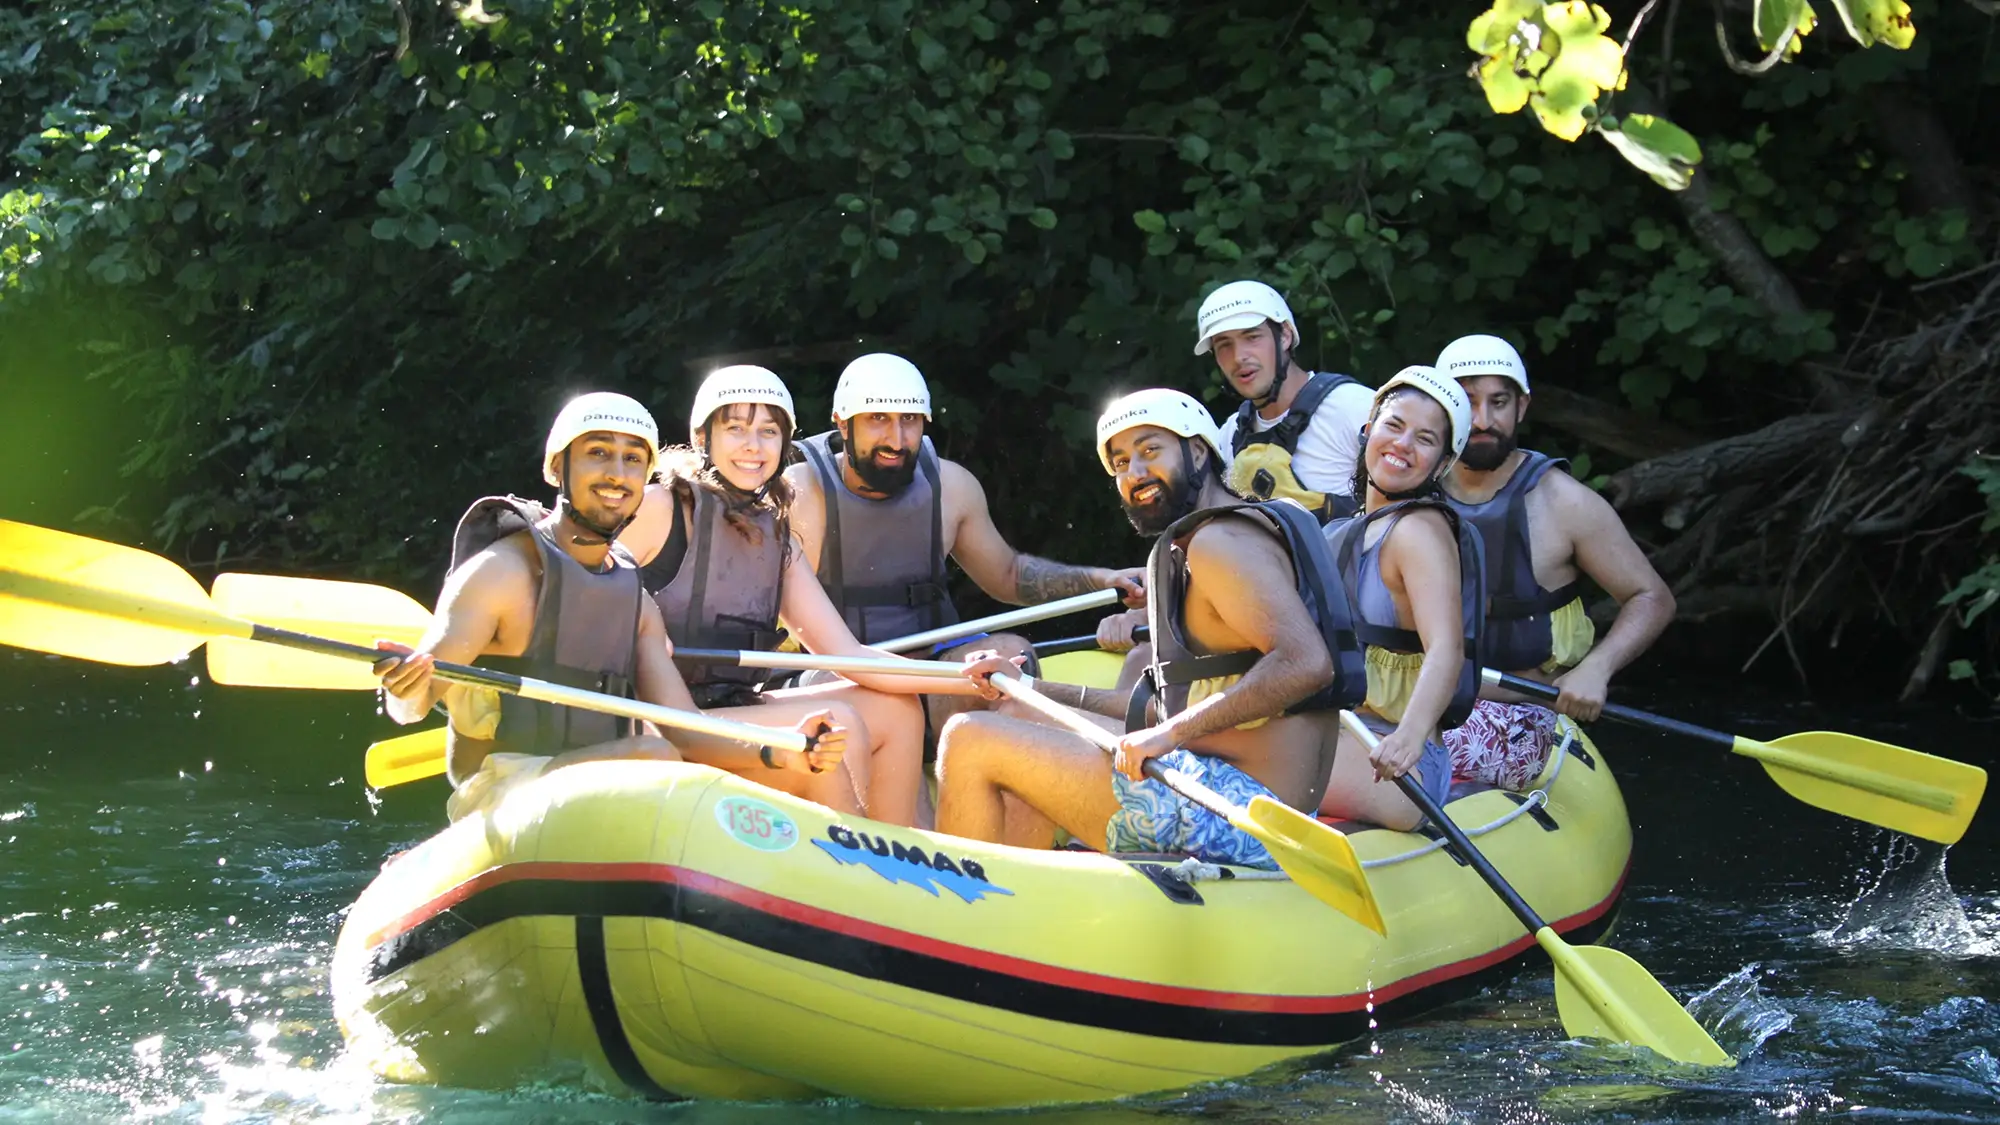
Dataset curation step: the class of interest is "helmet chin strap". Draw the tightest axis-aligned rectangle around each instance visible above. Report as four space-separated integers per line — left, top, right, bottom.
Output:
556 447 635 547
1175 438 1206 514
1248 319 1292 410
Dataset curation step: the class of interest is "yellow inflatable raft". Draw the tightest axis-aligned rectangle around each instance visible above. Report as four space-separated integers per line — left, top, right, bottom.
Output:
331 663 1629 1110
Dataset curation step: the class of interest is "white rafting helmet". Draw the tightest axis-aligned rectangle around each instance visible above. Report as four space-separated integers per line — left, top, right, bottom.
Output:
1095 388 1230 475
1372 365 1473 469
831 352 933 423
1193 279 1298 356
689 364 797 439
1436 333 1530 394
542 391 661 487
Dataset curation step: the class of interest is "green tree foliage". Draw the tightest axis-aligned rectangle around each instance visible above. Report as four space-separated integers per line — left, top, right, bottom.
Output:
1467 0 1917 187
0 0 1985 613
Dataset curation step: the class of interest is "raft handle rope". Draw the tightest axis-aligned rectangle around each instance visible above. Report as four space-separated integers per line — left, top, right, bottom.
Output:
1160 718 1577 884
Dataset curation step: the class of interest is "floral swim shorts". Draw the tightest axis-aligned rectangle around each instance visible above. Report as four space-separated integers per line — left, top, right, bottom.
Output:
1443 699 1560 791
1105 748 1280 870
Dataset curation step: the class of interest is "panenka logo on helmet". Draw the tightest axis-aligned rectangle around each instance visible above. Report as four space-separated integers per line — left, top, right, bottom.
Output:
1099 406 1153 431
857 395 928 407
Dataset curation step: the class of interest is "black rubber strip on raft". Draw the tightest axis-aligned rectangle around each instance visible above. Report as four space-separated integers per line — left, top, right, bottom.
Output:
365 872 1620 1049
574 915 684 1102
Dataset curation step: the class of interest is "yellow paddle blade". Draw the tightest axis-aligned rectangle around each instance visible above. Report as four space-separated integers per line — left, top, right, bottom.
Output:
0 520 248 666
208 573 432 690
1038 648 1125 690
1239 795 1387 936
1541 929 1734 1067
365 726 449 789
1734 731 1987 846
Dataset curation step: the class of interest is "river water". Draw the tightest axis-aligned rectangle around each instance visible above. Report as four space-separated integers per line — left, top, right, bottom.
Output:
3 649 1997 1123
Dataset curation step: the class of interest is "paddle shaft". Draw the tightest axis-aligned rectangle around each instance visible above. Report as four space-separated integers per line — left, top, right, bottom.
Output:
1389 755 1547 935
1484 669 1729 750
676 649 965 679
1485 668 1959 812
874 589 1122 654
986 672 1237 820
1035 625 1151 659
248 625 811 753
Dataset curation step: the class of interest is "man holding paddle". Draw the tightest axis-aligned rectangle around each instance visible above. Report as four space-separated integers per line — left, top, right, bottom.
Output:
936 389 1380 865
786 353 1146 724
373 392 849 820
1435 335 1677 789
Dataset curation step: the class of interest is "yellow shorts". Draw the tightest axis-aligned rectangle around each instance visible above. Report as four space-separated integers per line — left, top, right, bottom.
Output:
444 751 552 823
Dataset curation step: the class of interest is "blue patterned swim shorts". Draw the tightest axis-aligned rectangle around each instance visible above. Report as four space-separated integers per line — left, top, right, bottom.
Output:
1105 748 1280 870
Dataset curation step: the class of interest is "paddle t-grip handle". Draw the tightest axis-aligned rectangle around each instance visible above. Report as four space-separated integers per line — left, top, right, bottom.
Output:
1484 669 1735 752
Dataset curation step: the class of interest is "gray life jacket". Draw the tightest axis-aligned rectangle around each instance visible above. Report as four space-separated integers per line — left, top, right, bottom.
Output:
1324 498 1488 730
1229 371 1363 522
1131 499 1368 729
798 429 958 644
1443 450 1585 672
445 496 644 763
642 484 787 706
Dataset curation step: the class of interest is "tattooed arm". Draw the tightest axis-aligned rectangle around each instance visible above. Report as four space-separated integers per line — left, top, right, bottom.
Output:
944 460 1145 606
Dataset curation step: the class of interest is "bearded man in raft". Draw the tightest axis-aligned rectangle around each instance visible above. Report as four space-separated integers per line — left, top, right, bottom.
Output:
1435 335 1676 790
935 389 1449 864
372 393 847 820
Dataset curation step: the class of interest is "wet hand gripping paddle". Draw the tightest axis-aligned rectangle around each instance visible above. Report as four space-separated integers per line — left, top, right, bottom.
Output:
0 521 815 769
1338 710 1733 1066
1485 670 1985 846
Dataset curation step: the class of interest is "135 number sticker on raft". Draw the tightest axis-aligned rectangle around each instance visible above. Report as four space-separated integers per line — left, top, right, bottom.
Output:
716 796 799 852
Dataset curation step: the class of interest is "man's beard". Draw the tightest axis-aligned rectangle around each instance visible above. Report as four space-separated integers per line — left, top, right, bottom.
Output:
1459 429 1518 472
1121 468 1198 536
850 446 918 493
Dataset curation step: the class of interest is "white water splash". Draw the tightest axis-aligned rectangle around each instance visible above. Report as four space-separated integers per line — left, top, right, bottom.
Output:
1816 837 2000 957
1685 963 1795 1059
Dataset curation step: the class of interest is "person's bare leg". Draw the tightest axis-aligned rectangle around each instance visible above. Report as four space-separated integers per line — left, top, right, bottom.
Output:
686 696 871 816
1001 793 1057 849
1316 727 1426 831
923 633 1036 732
1114 642 1152 696
935 712 1122 849
546 734 682 772
759 681 926 827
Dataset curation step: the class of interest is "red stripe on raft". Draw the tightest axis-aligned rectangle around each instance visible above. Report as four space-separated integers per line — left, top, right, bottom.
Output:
366 858 1628 1016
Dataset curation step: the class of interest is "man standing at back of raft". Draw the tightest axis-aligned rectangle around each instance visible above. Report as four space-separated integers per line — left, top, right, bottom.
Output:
785 354 1145 705
934 390 1443 863
1436 334 1677 788
373 393 847 820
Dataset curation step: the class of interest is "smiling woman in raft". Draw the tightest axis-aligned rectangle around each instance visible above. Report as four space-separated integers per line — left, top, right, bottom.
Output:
618 366 1015 829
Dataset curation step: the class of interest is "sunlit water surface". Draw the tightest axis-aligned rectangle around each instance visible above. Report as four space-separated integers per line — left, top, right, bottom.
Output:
3 653 1997 1123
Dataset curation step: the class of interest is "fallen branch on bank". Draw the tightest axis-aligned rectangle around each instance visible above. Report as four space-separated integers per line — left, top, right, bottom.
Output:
1600 259 2000 694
